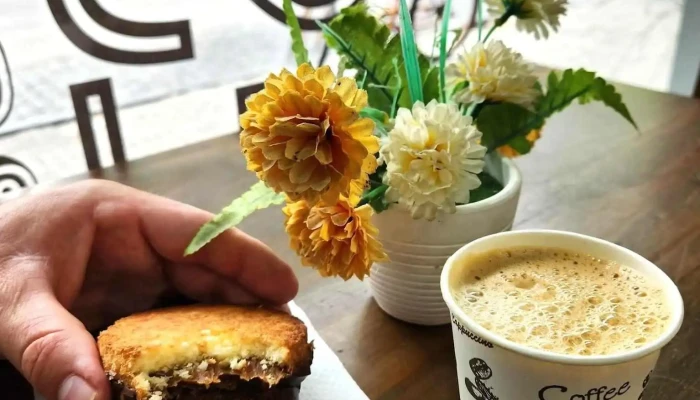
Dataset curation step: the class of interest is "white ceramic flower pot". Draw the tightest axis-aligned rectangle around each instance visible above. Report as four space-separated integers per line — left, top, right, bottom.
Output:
368 155 523 326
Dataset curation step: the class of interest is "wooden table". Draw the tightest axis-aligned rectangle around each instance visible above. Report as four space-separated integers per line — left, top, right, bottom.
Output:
3 82 700 399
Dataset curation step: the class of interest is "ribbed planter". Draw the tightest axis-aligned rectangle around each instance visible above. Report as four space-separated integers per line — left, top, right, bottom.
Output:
368 156 523 325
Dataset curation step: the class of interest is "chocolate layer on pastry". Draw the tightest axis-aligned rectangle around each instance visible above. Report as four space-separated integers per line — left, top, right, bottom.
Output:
110 375 306 400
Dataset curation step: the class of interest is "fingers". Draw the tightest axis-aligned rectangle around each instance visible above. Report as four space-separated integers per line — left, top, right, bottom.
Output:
134 193 299 304
80 179 298 304
0 291 108 400
166 263 260 305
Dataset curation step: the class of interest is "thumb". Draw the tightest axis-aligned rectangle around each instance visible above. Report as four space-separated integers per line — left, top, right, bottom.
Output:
1 292 108 400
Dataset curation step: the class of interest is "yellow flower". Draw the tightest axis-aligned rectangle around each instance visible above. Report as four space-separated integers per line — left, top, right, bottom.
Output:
283 198 388 280
240 64 379 204
497 128 542 158
348 157 376 205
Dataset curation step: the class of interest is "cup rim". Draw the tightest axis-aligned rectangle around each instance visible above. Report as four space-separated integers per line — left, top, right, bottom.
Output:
440 229 685 366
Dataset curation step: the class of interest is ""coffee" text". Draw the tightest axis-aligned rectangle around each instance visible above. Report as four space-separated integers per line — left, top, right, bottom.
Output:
539 383 630 400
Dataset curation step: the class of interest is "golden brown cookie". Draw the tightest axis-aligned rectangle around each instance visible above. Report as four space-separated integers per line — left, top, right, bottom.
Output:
98 305 313 400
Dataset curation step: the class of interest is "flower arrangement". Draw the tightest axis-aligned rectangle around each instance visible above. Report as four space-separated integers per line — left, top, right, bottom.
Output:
186 0 636 281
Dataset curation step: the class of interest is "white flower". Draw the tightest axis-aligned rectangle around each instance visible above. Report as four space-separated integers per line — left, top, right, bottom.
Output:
485 0 568 40
446 40 539 109
380 100 487 221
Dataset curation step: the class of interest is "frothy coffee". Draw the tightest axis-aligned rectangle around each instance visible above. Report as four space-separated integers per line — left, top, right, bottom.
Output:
452 246 671 356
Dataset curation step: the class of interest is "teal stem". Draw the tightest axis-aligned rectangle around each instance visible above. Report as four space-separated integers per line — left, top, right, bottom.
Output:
439 0 453 102
477 0 484 41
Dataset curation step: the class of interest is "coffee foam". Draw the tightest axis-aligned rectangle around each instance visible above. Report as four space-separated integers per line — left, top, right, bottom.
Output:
452 246 671 356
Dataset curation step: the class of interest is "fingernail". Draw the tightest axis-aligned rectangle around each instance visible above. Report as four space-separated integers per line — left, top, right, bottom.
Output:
58 375 96 400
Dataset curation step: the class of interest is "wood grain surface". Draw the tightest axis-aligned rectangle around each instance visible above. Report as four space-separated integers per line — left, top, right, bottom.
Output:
2 81 699 400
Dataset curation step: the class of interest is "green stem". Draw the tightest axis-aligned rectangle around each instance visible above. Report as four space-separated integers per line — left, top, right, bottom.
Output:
483 24 498 42
539 85 594 122
483 7 515 42
358 184 389 207
369 176 384 186
359 70 369 90
459 102 468 115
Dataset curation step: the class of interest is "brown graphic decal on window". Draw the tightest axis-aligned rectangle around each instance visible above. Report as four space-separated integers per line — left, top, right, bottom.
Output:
69 78 125 170
0 156 38 198
236 82 266 130
46 0 194 64
250 0 361 30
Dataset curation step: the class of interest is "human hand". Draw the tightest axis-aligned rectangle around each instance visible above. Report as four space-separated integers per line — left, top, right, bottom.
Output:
0 180 298 400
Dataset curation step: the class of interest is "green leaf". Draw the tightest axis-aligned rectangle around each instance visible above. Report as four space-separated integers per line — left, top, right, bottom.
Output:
398 0 423 103
282 0 309 66
369 194 391 213
318 20 395 113
537 68 637 129
473 69 637 158
503 135 533 155
323 4 434 114
452 80 468 98
360 107 390 136
583 78 638 129
533 79 544 97
468 171 504 204
184 182 286 256
539 69 594 116
360 106 388 122
439 0 453 102
364 164 391 213
393 55 434 109
322 5 397 113
476 103 541 151
449 28 464 52
423 67 440 103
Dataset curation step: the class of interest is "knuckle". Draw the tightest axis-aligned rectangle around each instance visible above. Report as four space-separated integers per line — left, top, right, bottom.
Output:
72 179 115 199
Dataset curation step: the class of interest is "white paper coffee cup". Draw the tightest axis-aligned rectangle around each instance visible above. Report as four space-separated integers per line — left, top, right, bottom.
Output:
440 230 684 400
